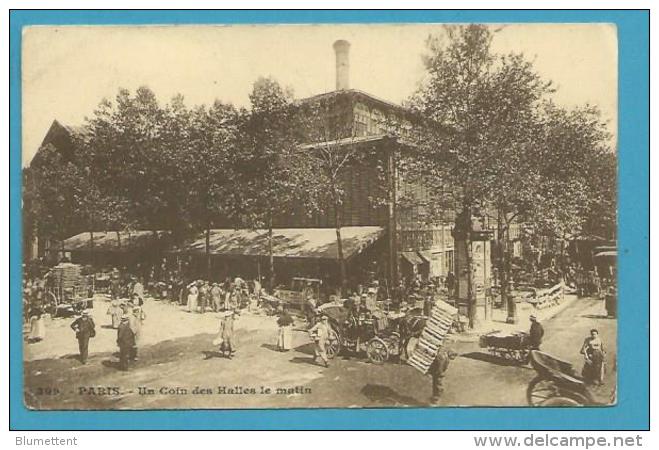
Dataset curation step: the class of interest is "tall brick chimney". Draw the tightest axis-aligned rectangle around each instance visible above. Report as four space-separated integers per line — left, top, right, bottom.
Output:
333 39 351 91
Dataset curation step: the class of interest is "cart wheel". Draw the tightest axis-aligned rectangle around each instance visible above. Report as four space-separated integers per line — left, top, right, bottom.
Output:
540 396 583 407
527 376 561 406
367 338 389 364
325 328 340 360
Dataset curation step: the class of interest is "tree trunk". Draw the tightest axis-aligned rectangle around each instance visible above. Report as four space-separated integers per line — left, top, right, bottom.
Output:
503 224 517 323
334 205 347 296
205 223 211 281
268 214 275 293
465 235 478 329
457 204 478 329
89 230 95 268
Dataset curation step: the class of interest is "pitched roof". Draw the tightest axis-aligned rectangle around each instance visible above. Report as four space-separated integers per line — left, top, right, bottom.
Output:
171 226 385 260
62 230 168 252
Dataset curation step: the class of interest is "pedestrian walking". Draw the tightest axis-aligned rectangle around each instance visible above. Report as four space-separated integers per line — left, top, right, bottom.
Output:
581 329 606 385
428 348 458 405
308 314 331 367
214 310 237 358
106 300 123 329
276 306 294 351
70 310 96 364
117 314 135 371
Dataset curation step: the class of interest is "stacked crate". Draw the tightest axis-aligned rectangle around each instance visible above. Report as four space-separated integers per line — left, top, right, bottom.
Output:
52 263 81 290
407 300 457 374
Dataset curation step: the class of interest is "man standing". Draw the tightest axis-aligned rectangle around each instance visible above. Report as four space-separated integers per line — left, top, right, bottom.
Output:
308 315 331 368
217 311 237 358
529 314 545 351
117 314 135 371
428 348 458 405
210 282 223 312
129 305 146 361
70 310 96 364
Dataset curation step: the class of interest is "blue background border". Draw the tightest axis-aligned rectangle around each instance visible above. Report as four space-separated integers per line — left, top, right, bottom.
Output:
9 9 649 430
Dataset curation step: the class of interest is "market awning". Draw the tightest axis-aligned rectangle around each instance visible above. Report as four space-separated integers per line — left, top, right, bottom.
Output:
172 227 384 260
401 251 424 266
62 230 168 252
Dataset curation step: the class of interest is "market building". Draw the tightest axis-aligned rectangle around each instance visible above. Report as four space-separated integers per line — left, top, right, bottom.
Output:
174 40 458 289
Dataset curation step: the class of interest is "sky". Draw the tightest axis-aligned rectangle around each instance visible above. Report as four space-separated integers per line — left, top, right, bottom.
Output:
21 23 617 167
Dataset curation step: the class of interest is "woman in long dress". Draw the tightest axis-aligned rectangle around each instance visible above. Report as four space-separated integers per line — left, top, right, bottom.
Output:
187 283 199 313
107 300 123 329
581 328 606 385
276 306 294 351
28 304 46 342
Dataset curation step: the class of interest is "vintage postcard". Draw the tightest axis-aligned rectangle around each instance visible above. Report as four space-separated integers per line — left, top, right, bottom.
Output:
21 23 618 410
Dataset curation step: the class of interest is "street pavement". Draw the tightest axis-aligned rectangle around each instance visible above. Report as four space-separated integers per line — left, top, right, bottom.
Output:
23 295 616 409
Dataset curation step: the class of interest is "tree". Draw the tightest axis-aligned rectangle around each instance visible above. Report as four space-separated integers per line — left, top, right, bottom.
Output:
526 102 615 245
407 25 553 327
237 77 319 290
184 98 241 279
408 25 616 326
83 87 173 235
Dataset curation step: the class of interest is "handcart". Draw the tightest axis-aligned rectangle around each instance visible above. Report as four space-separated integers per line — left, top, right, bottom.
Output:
479 330 531 364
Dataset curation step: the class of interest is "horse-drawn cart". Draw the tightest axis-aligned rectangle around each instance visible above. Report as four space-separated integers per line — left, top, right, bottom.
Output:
315 303 427 364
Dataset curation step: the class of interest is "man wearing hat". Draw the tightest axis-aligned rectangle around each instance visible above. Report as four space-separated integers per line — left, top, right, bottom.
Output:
216 310 238 358
117 314 135 371
428 348 458 405
308 315 331 367
529 314 545 353
70 310 96 364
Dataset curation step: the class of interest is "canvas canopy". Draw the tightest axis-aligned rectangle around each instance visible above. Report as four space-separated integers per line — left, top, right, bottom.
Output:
172 227 384 260
62 231 168 252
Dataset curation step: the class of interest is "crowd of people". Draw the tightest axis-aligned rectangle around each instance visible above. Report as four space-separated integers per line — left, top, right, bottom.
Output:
23 256 611 405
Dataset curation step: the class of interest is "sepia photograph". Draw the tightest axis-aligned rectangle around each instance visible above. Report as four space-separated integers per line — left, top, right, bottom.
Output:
20 23 618 410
